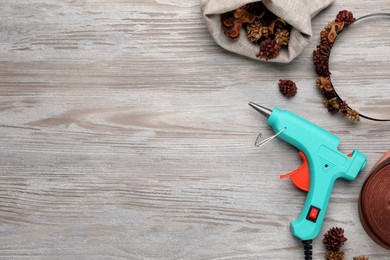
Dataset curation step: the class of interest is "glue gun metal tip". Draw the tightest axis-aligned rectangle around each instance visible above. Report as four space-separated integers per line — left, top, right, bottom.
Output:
248 102 272 118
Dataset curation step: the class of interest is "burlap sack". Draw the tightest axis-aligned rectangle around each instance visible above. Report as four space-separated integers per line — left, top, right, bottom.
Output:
201 0 334 63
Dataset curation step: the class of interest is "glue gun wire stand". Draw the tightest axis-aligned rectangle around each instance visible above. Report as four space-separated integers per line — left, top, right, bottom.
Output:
249 102 367 260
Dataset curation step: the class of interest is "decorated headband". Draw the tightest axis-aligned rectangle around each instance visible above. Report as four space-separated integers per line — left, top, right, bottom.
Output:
313 11 390 122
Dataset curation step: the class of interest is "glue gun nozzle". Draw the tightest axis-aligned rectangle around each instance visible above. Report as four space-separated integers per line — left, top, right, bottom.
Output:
248 102 272 118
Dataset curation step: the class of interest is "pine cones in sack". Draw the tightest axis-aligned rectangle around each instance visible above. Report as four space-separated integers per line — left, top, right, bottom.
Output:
201 0 335 63
323 227 348 251
221 2 291 61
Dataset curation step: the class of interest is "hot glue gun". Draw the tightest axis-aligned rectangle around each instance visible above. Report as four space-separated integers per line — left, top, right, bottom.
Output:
249 102 367 259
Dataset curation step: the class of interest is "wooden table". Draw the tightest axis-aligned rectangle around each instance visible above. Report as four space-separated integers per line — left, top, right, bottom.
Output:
1 0 389 259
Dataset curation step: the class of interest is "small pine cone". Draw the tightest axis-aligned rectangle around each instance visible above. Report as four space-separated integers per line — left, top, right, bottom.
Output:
323 227 348 251
320 30 333 47
326 250 345 260
233 6 256 24
313 50 330 77
347 109 360 121
336 10 356 26
323 89 337 100
222 18 244 40
324 22 333 32
233 6 247 19
275 28 289 46
317 44 331 56
316 77 333 92
324 101 339 114
260 26 270 38
279 79 297 97
256 38 281 60
327 22 344 43
328 97 341 110
339 101 348 113
353 256 369 260
246 21 263 43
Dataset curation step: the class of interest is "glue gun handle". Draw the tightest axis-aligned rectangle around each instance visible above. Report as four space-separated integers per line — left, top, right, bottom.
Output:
290 150 367 241
290 172 334 241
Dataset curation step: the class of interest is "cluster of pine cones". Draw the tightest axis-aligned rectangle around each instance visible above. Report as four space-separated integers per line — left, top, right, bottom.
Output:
313 10 360 121
323 227 369 260
221 2 291 60
323 227 347 260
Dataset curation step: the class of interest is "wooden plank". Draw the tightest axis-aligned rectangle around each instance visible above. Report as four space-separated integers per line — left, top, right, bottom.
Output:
0 0 389 259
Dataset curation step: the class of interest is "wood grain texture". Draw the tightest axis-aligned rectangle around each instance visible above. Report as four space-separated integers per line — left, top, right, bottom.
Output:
0 0 389 259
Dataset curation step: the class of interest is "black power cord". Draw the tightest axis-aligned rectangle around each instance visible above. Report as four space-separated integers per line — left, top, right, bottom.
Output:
302 240 313 260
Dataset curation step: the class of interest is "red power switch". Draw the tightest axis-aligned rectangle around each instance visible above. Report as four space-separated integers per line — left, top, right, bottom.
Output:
306 206 321 222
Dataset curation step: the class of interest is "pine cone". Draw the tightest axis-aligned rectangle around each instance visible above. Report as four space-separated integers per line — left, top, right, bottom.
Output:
327 22 344 43
323 100 339 114
222 18 243 40
279 79 297 97
275 28 289 46
256 38 280 60
316 77 333 92
313 50 330 77
328 97 341 110
323 227 348 251
233 6 246 19
323 90 337 100
320 30 333 47
260 26 270 38
324 22 332 32
233 6 256 24
317 44 331 56
335 10 356 25
347 109 360 121
246 21 263 43
339 101 349 113
326 250 345 260
353 256 368 260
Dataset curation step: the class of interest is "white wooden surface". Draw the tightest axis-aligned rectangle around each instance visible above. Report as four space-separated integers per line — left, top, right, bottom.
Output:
1 0 390 259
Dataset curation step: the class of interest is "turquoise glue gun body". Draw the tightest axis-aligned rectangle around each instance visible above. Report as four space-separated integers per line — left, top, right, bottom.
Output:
249 103 367 241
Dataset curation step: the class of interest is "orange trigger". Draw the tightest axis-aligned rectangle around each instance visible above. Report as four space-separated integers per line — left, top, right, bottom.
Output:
279 151 310 192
